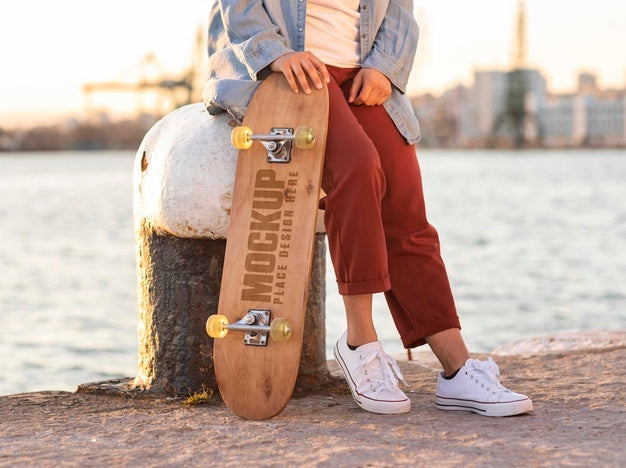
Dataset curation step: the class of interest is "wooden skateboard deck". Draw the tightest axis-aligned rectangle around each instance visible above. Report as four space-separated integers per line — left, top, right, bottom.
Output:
209 73 329 420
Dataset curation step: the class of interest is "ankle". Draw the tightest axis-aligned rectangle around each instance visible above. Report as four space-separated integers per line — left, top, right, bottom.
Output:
442 358 469 377
426 328 471 375
442 367 462 380
343 293 377 348
346 331 378 349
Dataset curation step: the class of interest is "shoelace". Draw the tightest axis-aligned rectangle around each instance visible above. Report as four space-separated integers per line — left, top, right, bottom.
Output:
352 349 407 396
466 358 510 395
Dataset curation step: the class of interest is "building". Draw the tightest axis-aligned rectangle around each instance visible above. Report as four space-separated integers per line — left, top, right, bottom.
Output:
413 70 626 148
538 94 585 146
539 74 625 147
586 94 626 146
455 69 546 146
411 85 467 147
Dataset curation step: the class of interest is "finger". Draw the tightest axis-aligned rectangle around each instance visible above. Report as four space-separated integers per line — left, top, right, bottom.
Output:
360 87 377 106
355 84 373 106
376 92 391 106
271 55 300 93
363 95 377 106
301 60 324 90
309 54 331 84
368 89 385 106
348 73 363 103
282 66 300 94
291 63 312 94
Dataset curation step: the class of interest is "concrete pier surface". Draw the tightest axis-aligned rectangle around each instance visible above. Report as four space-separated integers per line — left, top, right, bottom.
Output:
1 331 624 466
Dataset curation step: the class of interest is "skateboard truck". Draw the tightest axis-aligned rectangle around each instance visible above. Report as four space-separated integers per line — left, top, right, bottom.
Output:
231 125 316 163
207 310 292 346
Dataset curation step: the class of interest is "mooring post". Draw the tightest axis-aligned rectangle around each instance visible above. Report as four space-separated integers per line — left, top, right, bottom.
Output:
129 104 333 396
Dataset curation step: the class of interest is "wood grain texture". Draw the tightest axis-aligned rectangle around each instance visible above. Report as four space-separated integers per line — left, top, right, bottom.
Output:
214 73 329 420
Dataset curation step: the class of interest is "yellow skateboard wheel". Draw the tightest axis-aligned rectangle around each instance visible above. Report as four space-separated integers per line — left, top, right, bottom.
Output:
269 318 292 342
206 314 229 339
294 126 315 149
231 126 253 149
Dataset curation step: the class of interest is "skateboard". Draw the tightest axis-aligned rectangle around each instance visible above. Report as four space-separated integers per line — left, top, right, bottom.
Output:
206 73 329 420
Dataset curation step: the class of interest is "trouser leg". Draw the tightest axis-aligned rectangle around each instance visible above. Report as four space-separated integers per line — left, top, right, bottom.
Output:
348 101 460 348
319 68 391 295
321 66 460 348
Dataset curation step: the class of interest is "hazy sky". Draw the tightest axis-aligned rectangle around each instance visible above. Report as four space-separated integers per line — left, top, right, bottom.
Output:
1 0 625 126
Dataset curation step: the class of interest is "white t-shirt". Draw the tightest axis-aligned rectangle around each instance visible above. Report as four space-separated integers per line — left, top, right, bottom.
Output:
305 0 361 68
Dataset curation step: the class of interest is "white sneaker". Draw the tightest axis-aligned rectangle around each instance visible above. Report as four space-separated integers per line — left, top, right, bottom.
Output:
334 331 411 414
436 357 533 417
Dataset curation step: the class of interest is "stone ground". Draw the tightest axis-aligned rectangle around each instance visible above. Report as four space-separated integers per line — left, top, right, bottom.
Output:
1 331 624 467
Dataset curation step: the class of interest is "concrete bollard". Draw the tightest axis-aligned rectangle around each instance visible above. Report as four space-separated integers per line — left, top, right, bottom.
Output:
129 104 335 396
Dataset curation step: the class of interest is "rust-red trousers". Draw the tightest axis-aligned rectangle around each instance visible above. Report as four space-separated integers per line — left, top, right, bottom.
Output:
319 66 461 348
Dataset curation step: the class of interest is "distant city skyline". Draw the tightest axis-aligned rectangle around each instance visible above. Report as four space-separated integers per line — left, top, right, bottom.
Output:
1 0 625 127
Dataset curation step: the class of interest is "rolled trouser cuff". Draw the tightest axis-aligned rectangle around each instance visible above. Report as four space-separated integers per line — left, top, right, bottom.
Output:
337 276 391 295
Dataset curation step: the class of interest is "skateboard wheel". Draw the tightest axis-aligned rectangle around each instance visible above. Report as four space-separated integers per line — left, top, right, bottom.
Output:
206 314 229 339
294 126 315 149
231 126 253 149
269 318 292 342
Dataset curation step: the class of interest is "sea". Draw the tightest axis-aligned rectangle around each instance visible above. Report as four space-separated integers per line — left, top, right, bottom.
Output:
1 149 625 396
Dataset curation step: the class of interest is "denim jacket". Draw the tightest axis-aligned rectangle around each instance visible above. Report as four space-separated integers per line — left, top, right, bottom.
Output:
203 0 421 143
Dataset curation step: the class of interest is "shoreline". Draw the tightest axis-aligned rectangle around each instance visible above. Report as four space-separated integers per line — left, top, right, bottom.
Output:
1 330 624 466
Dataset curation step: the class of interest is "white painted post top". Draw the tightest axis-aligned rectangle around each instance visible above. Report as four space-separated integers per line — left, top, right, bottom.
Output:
134 104 325 239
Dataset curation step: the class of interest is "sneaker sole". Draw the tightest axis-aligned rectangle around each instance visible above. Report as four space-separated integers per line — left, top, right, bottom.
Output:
334 344 411 415
435 395 533 417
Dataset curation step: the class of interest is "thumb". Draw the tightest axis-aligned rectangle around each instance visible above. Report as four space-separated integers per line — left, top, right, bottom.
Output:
348 72 363 103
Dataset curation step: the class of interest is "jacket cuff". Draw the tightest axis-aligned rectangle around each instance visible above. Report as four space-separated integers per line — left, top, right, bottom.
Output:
243 41 293 80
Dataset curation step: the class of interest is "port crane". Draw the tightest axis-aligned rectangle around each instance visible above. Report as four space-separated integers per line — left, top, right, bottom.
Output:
83 26 206 117
492 0 531 147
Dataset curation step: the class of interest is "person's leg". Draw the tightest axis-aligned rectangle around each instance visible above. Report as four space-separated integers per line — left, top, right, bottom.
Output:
319 68 390 299
322 66 409 414
346 100 461 350
343 294 377 347
347 100 532 416
425 328 469 376
320 66 390 348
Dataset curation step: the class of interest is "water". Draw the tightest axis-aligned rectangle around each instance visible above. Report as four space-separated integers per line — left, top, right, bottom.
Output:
1 150 625 396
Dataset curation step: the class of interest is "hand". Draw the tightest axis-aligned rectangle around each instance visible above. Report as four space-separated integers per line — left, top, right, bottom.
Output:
270 51 330 94
348 68 392 106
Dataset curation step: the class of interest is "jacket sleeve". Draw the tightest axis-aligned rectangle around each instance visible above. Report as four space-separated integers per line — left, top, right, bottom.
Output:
361 0 419 93
217 0 293 79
